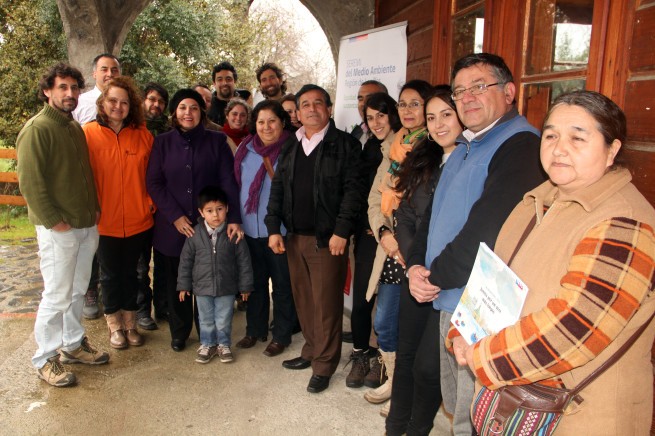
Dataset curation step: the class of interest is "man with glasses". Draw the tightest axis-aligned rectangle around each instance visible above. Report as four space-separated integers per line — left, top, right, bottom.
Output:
136 82 171 331
143 82 170 137
401 53 546 435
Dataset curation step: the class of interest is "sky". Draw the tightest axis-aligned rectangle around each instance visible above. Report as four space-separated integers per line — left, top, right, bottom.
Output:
249 0 336 86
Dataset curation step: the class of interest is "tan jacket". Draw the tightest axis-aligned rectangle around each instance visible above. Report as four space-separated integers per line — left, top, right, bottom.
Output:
485 168 655 435
366 133 396 301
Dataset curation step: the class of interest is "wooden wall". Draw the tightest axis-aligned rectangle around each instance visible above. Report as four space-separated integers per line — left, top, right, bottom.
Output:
376 0 655 206
376 0 435 81
376 0 655 432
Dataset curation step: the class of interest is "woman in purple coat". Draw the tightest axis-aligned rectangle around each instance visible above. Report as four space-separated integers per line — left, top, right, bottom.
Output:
146 89 243 352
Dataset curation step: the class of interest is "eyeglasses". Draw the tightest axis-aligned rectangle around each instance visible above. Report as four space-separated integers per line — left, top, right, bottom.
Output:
146 96 166 105
396 101 423 110
451 83 504 101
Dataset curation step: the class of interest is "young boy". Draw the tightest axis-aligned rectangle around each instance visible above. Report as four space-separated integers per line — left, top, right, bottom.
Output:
178 186 253 363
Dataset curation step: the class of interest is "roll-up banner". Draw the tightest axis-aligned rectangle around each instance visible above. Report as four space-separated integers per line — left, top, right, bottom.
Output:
334 22 408 132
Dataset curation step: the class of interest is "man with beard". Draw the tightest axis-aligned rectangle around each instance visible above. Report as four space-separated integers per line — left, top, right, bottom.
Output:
17 63 109 387
207 61 242 126
256 63 287 101
136 82 171 331
143 82 170 137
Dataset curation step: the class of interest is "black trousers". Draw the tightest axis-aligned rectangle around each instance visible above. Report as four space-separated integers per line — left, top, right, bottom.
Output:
351 229 378 350
163 254 199 342
136 231 168 319
386 280 442 436
97 230 150 314
244 236 297 345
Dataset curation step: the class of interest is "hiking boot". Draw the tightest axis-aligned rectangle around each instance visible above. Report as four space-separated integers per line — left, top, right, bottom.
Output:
137 316 158 331
37 355 76 387
364 350 387 388
364 351 395 404
83 287 100 319
217 344 234 363
60 337 110 365
195 345 217 364
345 349 370 388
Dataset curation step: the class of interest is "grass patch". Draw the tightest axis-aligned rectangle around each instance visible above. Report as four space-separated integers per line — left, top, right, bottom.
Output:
0 211 35 245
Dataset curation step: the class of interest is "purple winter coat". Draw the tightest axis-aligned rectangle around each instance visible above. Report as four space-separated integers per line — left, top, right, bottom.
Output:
146 123 241 257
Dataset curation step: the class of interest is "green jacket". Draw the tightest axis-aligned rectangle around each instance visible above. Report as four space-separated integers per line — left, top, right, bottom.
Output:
17 103 99 229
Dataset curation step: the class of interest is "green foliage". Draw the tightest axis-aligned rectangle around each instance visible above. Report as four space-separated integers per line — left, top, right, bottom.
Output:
121 0 271 93
0 0 66 147
121 0 221 91
0 0 333 148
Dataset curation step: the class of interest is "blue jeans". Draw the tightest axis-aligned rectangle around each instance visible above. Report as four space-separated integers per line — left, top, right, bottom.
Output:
195 295 235 347
374 283 402 352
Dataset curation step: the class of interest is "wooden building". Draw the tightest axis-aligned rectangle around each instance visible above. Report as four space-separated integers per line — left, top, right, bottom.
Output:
377 0 655 204
375 0 655 431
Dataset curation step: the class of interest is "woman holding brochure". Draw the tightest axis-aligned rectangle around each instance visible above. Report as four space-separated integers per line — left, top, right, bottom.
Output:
386 86 463 435
451 90 655 434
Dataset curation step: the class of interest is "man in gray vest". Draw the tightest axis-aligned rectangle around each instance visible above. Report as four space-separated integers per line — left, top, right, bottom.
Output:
399 53 546 435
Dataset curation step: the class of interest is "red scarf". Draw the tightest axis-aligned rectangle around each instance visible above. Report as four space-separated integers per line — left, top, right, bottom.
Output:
222 122 249 148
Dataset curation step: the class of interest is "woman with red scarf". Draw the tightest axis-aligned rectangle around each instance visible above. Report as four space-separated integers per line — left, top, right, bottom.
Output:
233 100 298 357
223 98 251 153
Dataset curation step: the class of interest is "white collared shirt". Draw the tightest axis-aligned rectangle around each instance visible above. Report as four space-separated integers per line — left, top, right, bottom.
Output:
295 123 330 156
462 117 501 142
72 86 102 125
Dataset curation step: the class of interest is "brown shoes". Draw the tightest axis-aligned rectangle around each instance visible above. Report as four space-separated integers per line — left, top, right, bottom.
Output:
105 312 127 349
263 341 286 357
236 335 267 348
122 310 144 346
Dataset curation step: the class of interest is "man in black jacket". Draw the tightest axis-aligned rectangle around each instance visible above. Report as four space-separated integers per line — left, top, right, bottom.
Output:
265 84 362 393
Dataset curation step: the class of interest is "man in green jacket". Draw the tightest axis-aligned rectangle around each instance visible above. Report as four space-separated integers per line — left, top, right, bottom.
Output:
17 63 109 388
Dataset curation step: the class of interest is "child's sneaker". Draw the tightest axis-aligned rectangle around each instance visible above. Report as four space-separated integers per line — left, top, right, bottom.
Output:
195 345 217 364
217 344 233 363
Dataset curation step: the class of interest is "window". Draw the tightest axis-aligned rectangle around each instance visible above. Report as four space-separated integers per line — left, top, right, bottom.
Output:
520 0 602 128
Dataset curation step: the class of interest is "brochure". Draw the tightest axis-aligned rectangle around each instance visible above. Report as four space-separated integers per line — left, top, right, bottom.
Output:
452 242 529 345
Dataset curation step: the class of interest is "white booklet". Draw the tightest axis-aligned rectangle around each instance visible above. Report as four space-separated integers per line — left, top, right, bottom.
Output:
452 242 529 345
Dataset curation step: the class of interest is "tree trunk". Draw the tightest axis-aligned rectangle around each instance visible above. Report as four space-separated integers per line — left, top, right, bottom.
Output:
56 0 152 87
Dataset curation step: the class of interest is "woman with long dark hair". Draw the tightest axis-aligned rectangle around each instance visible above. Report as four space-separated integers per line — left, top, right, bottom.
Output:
364 80 434 414
386 86 463 435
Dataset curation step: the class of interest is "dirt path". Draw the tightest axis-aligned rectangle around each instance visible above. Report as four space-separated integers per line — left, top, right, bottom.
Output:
0 240 42 316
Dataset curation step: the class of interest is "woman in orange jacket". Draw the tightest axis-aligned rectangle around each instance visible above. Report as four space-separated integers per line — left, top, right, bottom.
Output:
84 76 154 350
